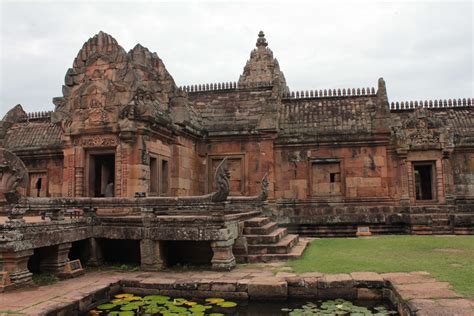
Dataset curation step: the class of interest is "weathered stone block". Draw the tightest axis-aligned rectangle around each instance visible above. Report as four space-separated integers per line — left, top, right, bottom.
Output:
248 279 288 299
318 274 353 288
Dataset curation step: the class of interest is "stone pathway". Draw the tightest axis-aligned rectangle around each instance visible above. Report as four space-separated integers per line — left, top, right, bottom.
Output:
0 267 473 315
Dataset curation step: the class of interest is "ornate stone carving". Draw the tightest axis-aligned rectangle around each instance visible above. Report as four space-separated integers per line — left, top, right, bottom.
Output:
211 158 230 202
73 135 118 147
0 148 28 202
0 149 28 223
392 108 452 150
259 172 269 201
238 31 289 94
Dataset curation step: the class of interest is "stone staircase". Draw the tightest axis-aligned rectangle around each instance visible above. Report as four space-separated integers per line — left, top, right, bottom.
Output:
410 207 454 235
431 213 453 235
235 216 309 263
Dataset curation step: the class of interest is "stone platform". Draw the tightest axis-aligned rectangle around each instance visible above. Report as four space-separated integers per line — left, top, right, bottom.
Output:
0 267 472 315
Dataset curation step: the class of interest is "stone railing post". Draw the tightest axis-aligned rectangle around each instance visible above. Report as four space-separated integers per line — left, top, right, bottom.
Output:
39 242 72 274
211 239 236 271
49 208 65 221
140 207 163 271
6 206 25 225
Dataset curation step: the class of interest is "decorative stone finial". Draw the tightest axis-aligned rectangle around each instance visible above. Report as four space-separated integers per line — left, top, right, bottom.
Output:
256 31 268 48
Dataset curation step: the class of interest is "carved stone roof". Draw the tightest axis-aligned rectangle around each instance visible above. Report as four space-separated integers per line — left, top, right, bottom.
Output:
278 96 380 137
4 122 63 151
188 88 272 135
393 108 474 136
51 31 203 136
238 31 288 92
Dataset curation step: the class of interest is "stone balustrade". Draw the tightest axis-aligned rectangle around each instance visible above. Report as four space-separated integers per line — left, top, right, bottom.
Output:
179 80 273 93
390 98 473 110
282 87 376 99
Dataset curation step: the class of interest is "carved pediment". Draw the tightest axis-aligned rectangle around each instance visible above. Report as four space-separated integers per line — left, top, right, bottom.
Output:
119 87 172 128
392 108 453 151
403 108 444 129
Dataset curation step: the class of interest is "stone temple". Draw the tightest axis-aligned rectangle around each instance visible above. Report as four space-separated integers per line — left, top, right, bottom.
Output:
0 31 472 288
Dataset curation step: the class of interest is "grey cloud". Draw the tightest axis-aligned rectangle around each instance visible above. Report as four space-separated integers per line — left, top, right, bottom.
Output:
1 1 472 116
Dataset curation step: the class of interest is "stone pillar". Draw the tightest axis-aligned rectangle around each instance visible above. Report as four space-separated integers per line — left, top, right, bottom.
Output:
39 242 72 274
140 239 164 271
211 239 236 271
397 150 410 206
0 249 33 286
87 238 103 266
435 159 445 203
442 150 455 204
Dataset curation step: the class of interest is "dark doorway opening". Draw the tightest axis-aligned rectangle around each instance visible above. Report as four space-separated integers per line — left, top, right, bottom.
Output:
98 239 140 265
414 164 434 200
88 153 115 197
69 239 90 265
162 241 213 267
35 178 42 197
27 248 42 274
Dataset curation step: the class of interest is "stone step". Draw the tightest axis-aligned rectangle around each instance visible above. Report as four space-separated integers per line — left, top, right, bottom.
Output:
244 217 271 228
243 221 278 235
245 228 287 245
248 234 299 255
246 238 310 263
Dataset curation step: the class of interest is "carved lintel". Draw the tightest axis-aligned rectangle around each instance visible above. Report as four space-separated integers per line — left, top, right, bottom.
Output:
211 158 230 202
73 135 118 147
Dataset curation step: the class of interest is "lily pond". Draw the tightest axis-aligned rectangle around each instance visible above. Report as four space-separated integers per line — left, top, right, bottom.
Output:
88 294 399 315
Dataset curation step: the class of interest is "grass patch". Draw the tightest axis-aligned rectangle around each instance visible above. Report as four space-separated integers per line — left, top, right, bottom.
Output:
85 262 141 272
32 273 59 286
288 236 474 297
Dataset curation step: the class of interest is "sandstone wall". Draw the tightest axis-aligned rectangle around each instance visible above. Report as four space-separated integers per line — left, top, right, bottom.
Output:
273 145 391 200
452 151 474 197
197 138 274 197
20 156 63 198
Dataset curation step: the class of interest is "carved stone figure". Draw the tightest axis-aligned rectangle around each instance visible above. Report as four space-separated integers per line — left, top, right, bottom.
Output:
259 172 269 201
0 148 28 203
211 158 230 202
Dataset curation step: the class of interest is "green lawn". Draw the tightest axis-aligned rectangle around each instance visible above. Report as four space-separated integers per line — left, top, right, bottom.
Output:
288 236 474 297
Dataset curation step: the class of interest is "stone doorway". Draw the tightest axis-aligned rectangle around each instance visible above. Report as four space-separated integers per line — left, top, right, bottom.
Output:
87 152 115 197
414 163 435 201
161 241 213 267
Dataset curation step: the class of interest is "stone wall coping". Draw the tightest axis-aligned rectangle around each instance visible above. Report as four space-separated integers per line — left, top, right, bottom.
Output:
2 269 471 315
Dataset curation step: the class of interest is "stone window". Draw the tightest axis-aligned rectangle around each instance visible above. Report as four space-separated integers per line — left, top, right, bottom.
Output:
150 157 158 193
413 162 435 200
311 160 342 195
149 156 169 196
161 159 169 195
28 172 48 197
209 155 244 195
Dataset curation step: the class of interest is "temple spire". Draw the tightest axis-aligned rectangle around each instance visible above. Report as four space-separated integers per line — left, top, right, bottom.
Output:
256 30 268 48
238 31 288 93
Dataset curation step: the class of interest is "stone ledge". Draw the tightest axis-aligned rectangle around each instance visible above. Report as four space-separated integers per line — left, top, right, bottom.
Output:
350 272 385 288
3 270 469 316
318 273 353 288
247 279 288 299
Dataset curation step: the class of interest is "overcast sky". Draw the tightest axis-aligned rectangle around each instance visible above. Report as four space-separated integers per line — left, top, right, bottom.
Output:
0 0 472 117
